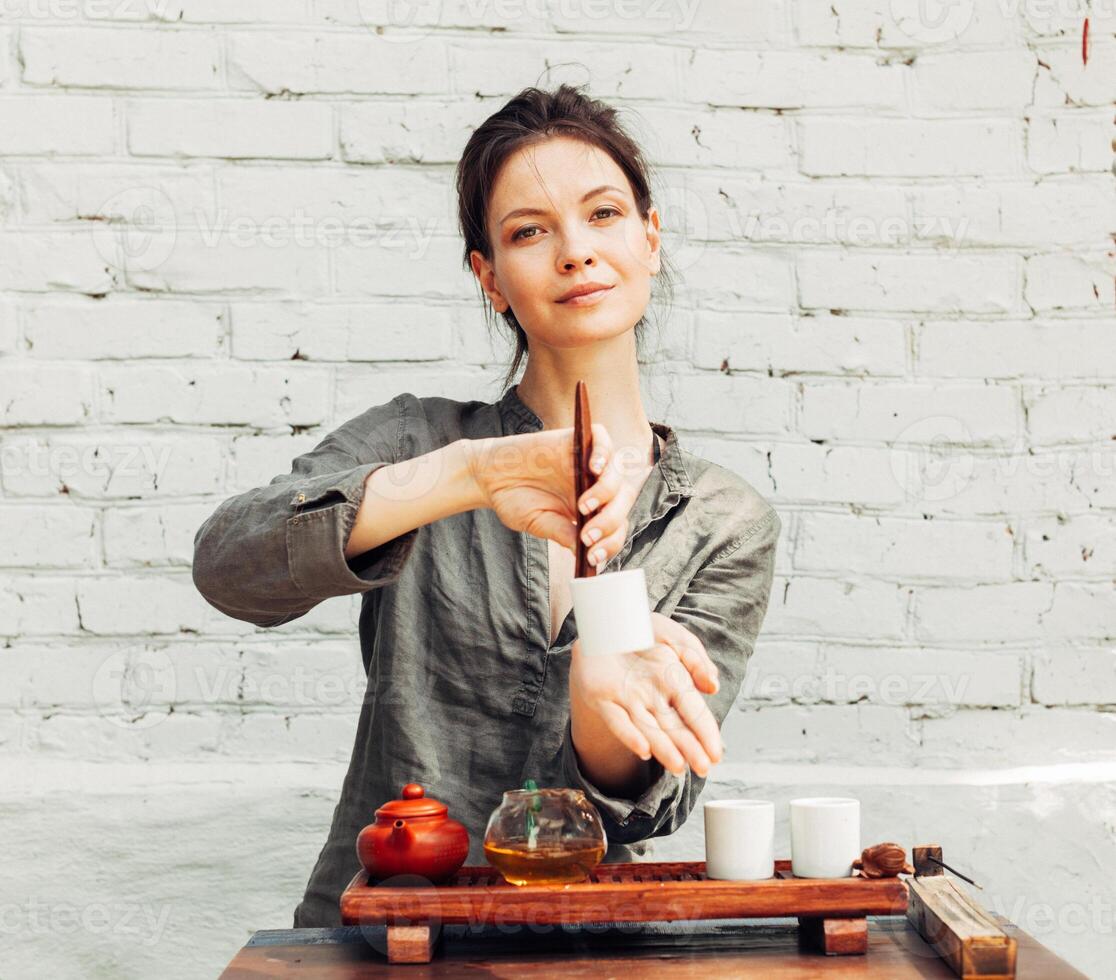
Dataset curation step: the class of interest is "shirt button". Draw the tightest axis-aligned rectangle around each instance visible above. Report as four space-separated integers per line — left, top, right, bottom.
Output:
296 492 306 503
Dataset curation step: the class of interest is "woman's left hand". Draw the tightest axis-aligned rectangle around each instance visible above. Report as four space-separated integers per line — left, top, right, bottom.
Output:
569 611 723 778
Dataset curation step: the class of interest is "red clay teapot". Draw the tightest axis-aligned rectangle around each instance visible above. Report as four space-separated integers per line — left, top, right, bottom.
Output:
356 783 470 883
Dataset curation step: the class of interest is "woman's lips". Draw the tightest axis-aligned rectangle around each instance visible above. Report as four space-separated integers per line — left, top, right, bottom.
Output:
558 286 613 307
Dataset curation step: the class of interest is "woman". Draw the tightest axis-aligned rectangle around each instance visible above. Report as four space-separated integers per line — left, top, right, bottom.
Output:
192 83 782 928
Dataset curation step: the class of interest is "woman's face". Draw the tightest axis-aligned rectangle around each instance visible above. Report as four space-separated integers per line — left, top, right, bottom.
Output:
470 136 661 351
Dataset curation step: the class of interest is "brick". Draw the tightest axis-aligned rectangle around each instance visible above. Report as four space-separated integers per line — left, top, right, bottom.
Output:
20 27 220 90
763 576 909 640
0 364 95 425
0 231 116 293
550 0 786 40
1025 385 1116 444
911 178 1116 248
449 40 677 102
693 311 907 377
0 96 115 155
798 251 1019 314
918 707 1116 767
103 0 315 22
332 235 473 299
229 431 320 493
686 50 906 110
228 32 449 95
673 436 775 499
1033 39 1116 108
799 382 1021 443
1024 515 1116 579
339 98 496 165
799 118 1020 177
1027 111 1115 174
214 164 454 233
796 513 1015 581
912 582 1053 643
230 301 453 362
122 229 330 294
333 367 503 422
723 703 916 764
670 374 793 434
769 443 907 507
76 574 211 635
675 248 795 310
24 298 224 359
1042 583 1116 641
98 364 330 426
0 433 224 499
127 99 333 160
622 106 792 172
911 51 1034 110
15 162 216 226
0 505 97 568
1024 253 1114 313
102 502 215 568
820 646 1024 707
0 576 80 637
695 173 910 247
915 320 1116 380
1033 648 1116 706
792 0 1015 48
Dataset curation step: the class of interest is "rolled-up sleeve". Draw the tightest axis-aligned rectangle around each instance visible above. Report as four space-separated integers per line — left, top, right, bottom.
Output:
559 506 782 845
192 394 419 628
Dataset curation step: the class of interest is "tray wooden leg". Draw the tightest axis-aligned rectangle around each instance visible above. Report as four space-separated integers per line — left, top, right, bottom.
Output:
386 923 439 964
797 915 868 955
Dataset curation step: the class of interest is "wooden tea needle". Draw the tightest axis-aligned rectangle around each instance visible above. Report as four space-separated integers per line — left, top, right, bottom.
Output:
573 380 597 579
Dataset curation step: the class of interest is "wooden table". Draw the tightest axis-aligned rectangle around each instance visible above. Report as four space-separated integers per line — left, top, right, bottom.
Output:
220 915 1087 977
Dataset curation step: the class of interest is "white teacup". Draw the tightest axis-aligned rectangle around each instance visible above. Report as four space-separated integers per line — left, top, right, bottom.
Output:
789 797 860 878
569 568 655 658
703 800 775 880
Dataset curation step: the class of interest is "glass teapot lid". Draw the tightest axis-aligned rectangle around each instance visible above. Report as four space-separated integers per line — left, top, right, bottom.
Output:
375 783 447 819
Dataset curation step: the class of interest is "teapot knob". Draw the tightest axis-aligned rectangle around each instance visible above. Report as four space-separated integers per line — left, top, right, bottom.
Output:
401 783 425 800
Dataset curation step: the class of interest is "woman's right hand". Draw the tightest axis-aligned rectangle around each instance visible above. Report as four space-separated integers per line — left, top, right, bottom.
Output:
462 424 639 567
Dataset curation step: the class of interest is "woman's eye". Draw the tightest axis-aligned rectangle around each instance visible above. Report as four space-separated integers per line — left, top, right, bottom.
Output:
512 207 619 242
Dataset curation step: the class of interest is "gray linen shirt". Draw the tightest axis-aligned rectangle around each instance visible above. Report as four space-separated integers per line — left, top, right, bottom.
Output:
191 383 781 928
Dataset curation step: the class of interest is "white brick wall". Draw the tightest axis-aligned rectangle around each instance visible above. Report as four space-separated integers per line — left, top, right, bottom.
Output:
1 3 1114 976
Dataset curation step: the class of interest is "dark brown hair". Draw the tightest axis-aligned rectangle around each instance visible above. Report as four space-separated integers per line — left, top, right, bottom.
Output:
455 82 677 393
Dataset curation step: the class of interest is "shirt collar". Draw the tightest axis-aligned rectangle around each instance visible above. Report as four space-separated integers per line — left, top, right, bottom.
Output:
495 383 695 508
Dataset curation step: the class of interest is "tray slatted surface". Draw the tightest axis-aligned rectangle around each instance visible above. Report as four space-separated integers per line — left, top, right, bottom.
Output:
340 860 909 927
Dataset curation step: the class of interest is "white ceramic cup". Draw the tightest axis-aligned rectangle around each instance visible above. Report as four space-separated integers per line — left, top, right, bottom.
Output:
789 797 861 878
703 800 775 880
569 568 655 658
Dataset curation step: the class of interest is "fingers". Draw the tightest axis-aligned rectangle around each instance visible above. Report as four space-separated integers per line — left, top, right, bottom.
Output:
650 701 713 777
529 511 579 551
650 614 719 695
629 703 687 776
597 701 652 761
578 481 636 568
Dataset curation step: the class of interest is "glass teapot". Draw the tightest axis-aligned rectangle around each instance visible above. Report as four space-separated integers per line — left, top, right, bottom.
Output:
483 785 607 885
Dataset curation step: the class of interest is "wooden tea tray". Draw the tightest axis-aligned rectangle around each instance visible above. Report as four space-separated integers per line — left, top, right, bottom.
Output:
340 859 909 964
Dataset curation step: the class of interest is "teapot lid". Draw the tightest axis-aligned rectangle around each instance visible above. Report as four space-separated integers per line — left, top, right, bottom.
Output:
376 783 447 819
